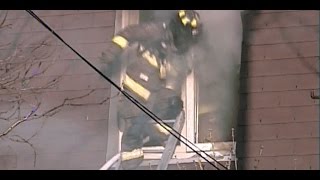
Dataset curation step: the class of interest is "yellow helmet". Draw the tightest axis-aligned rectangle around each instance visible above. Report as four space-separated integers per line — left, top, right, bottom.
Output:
168 10 202 53
177 10 202 36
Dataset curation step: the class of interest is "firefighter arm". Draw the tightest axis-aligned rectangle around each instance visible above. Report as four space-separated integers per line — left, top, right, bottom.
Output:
100 42 123 65
100 22 164 68
99 44 124 78
100 22 165 80
99 33 136 77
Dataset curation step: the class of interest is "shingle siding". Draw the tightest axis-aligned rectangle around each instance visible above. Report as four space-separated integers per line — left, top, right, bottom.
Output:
238 10 319 170
0 10 115 169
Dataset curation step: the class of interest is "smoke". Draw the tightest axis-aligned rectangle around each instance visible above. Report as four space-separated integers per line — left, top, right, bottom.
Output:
193 10 243 141
150 10 243 142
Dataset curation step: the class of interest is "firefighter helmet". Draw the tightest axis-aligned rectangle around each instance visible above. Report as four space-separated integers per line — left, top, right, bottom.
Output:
177 10 202 37
168 10 202 53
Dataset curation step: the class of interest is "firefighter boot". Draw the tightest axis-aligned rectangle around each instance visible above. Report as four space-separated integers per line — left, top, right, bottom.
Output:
120 123 145 170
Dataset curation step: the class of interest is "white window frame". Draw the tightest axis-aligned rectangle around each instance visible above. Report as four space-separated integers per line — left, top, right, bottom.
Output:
106 10 140 161
106 10 216 161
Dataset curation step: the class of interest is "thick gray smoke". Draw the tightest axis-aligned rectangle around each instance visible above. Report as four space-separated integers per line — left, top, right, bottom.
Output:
194 10 243 142
151 10 243 142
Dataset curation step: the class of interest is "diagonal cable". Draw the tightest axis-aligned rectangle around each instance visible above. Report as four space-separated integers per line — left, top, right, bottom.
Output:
25 10 228 170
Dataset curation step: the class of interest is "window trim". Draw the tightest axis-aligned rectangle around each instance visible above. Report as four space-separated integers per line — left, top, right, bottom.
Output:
106 10 222 160
106 10 140 161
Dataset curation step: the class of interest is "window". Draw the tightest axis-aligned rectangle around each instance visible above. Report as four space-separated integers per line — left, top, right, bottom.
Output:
106 10 238 169
138 10 217 153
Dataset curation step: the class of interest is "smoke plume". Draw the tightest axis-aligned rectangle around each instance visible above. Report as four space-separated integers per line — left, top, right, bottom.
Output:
151 10 243 142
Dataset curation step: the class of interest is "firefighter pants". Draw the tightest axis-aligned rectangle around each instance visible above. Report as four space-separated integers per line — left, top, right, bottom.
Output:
118 89 183 169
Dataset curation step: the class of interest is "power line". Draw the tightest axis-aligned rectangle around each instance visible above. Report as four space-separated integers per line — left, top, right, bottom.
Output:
25 9 227 170
25 9 225 170
25 10 228 170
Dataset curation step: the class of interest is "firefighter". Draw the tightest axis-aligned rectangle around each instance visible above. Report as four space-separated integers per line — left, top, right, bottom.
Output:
100 10 203 169
116 44 178 169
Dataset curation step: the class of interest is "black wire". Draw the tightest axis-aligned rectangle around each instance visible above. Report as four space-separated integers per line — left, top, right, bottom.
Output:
26 9 226 170
25 10 228 170
25 9 225 170
122 91 228 169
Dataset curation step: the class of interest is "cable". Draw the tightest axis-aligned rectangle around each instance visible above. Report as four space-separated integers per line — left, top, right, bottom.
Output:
25 10 228 170
122 91 228 170
25 9 227 170
25 10 225 170
123 90 227 169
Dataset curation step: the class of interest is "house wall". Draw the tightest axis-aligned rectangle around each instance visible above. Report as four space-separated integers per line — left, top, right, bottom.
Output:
0 10 115 170
238 10 319 170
